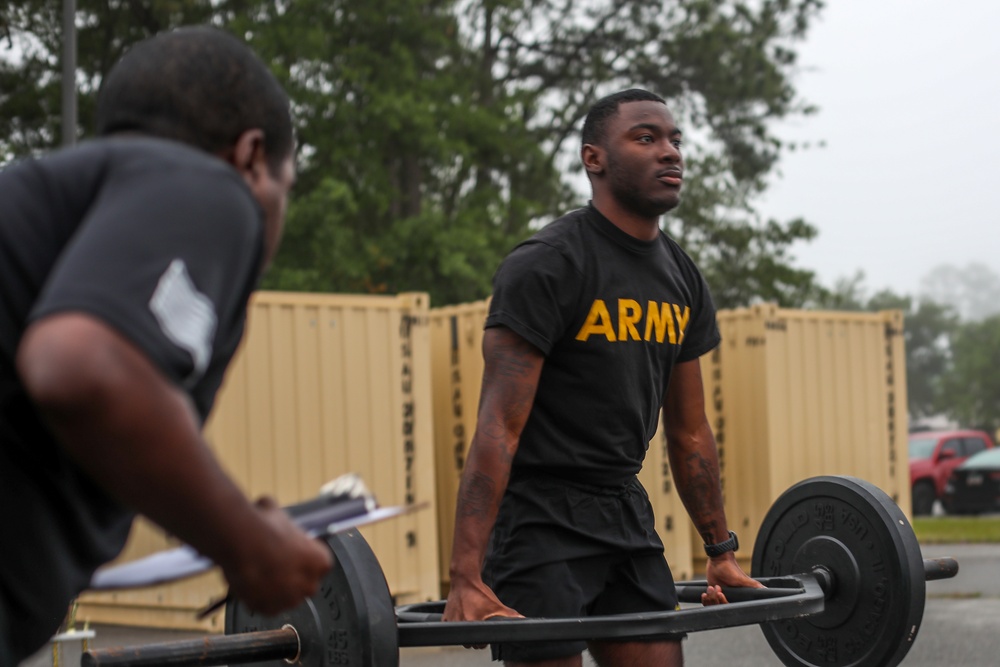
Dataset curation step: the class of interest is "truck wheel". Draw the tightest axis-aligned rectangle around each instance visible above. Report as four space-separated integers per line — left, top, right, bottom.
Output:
911 480 935 516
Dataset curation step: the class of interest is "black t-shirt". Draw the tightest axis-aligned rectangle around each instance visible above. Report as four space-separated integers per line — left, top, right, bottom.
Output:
0 137 263 657
486 204 720 486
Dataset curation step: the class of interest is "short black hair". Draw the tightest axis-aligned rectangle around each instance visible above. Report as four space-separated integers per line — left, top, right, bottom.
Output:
96 26 293 172
581 89 666 148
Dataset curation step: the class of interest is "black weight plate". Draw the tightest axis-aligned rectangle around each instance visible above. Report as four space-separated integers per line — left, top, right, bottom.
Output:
225 585 324 666
751 476 925 667
226 529 399 667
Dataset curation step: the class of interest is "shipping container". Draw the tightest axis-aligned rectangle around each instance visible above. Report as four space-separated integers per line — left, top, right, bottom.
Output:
638 429 698 582
702 303 909 572
428 299 490 596
76 291 440 630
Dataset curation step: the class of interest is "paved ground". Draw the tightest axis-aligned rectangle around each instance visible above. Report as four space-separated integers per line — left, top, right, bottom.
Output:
21 544 1000 667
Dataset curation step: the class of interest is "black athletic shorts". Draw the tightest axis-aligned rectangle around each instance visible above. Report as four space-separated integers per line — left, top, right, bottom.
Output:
0 588 16 666
483 470 683 663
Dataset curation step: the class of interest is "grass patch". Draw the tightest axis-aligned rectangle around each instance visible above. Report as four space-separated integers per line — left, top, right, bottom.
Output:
928 591 983 600
912 516 1000 544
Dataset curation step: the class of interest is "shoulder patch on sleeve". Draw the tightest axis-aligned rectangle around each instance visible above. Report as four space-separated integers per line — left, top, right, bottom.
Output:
148 259 218 386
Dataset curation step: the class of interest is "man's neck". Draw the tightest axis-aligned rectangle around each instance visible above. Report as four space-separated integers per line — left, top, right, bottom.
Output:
590 196 661 242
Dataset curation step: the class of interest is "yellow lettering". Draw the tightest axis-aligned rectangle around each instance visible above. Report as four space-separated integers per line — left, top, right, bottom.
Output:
575 300 616 341
577 299 689 345
644 301 676 344
618 299 642 341
673 304 690 344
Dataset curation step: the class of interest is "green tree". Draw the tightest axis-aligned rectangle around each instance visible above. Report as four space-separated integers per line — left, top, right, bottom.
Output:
452 0 826 307
232 0 562 304
939 315 1000 433
808 270 867 310
666 154 820 308
0 0 217 161
919 262 1000 322
2 0 827 307
0 1 62 159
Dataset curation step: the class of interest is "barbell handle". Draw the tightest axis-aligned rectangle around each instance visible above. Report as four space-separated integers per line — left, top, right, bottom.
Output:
924 556 959 581
678 556 957 604
675 581 803 604
401 556 961 625
81 625 299 667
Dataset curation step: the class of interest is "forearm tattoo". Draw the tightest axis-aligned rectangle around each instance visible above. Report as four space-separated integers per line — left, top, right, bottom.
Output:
479 332 540 449
675 444 725 544
456 470 497 519
455 330 540 519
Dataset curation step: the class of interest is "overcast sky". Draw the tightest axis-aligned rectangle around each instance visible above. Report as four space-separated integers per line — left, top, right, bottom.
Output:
757 0 1000 297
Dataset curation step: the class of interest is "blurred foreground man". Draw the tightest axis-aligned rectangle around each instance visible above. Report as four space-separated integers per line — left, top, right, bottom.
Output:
0 26 331 663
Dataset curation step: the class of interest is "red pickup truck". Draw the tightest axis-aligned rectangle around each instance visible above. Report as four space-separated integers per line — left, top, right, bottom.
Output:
909 429 994 515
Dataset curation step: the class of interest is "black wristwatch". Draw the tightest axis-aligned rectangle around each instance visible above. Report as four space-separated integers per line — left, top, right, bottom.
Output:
704 530 739 558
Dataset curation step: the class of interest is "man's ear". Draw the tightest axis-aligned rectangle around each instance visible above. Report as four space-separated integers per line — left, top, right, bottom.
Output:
225 129 268 184
581 143 605 176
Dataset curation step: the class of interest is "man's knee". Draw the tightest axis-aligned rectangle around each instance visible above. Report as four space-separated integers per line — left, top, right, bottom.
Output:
588 639 684 667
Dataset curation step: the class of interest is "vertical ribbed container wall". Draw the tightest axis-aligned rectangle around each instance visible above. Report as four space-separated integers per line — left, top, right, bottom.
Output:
428 300 695 590
76 291 440 630
429 299 490 596
638 427 697 581
700 303 910 570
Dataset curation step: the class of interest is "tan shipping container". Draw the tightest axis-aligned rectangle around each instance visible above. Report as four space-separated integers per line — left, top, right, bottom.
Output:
703 303 909 573
637 428 698 582
429 299 490 597
77 291 440 630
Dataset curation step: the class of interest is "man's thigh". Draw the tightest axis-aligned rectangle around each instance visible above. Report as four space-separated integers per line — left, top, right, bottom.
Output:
587 552 686 667
490 552 682 663
490 555 614 663
590 550 680 618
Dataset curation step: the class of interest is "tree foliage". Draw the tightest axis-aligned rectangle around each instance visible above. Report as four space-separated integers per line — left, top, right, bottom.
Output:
0 0 218 158
232 0 563 303
1 0 826 307
939 314 1000 434
665 153 820 308
447 0 826 307
918 262 1000 323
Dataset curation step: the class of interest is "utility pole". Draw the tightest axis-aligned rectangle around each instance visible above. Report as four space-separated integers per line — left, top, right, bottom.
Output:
61 0 77 145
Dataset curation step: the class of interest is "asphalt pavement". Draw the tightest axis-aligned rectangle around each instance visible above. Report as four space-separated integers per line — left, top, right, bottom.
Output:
20 543 1000 667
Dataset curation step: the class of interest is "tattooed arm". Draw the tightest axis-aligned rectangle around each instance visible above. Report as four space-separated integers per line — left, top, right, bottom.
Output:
442 326 544 628
662 359 762 597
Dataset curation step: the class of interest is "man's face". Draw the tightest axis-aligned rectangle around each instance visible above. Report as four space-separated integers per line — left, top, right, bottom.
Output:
601 100 684 217
251 154 296 270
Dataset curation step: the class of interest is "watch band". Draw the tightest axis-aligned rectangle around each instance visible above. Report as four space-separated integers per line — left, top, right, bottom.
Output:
704 530 739 558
